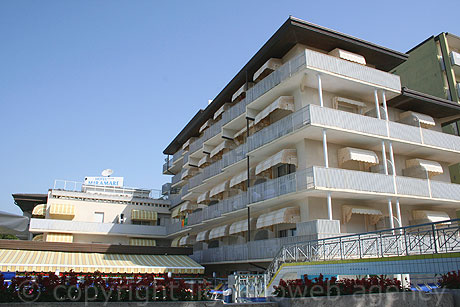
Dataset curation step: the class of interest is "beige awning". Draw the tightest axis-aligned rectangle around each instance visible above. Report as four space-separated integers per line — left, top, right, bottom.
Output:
46 233 73 243
198 154 211 168
400 111 435 128
196 230 210 242
229 219 252 235
32 204 46 217
179 235 196 246
129 238 156 246
197 191 211 204
254 96 294 126
171 206 182 219
253 58 283 82
210 140 234 158
180 201 197 213
171 236 182 247
49 204 75 217
32 234 44 241
256 207 300 229
406 159 443 177
0 248 204 274
182 137 196 151
342 205 383 225
413 210 451 224
209 225 229 240
333 96 367 110
181 167 200 180
232 84 246 102
338 147 379 167
131 209 157 221
214 103 231 120
209 180 230 198
255 149 297 175
230 168 255 188
199 119 214 133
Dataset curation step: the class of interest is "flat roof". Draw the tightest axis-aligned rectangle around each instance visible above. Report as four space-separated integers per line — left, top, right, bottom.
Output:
163 16 408 155
387 87 460 118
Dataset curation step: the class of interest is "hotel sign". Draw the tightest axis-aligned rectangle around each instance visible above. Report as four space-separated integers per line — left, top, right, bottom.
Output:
84 177 124 187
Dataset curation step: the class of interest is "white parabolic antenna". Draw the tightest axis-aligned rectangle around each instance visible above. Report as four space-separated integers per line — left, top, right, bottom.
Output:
101 169 113 177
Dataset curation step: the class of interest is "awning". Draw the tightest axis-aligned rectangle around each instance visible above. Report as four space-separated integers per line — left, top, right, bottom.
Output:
0 249 204 274
229 219 252 235
171 206 182 219
254 96 294 126
399 111 435 128
181 167 199 180
209 180 230 198
196 230 210 242
171 236 181 247
342 205 383 225
406 159 443 177
232 84 246 102
32 204 46 217
182 137 194 151
255 149 297 175
49 204 75 217
253 58 283 82
413 210 451 224
234 123 253 139
214 103 231 120
338 147 379 167
32 234 44 241
230 168 255 188
179 235 196 246
256 207 300 229
46 233 73 243
180 201 197 213
198 154 211 168
209 225 229 240
129 238 156 246
197 191 211 204
199 119 213 133
210 140 234 158
131 209 157 222
333 96 367 110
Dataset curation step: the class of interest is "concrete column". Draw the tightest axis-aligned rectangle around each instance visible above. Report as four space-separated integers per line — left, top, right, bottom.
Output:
381 141 388 175
322 129 328 168
395 198 402 228
327 193 332 220
388 142 396 176
381 90 388 120
388 198 395 229
373 89 381 119
317 74 324 107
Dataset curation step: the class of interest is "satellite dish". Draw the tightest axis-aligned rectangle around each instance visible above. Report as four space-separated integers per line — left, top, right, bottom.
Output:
101 169 113 177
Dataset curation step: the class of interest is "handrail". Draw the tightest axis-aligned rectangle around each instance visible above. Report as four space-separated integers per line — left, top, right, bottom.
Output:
266 218 460 285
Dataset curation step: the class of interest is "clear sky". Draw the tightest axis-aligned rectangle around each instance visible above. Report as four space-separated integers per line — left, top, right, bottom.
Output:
0 0 458 214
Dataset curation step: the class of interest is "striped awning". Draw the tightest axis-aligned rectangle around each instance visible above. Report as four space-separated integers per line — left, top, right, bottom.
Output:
333 96 367 109
131 209 157 221
230 168 255 188
338 147 379 167
180 201 197 213
49 204 75 217
0 249 204 274
196 230 210 242
343 205 383 225
179 235 196 246
199 119 214 133
197 191 211 204
214 103 231 120
46 233 73 243
229 219 252 235
32 204 46 217
253 58 283 82
181 167 200 180
171 236 182 247
182 137 196 151
129 238 156 246
255 149 297 175
198 154 211 168
209 180 230 198
256 207 300 229
32 234 44 241
406 159 443 177
254 96 294 126
210 140 234 158
209 225 229 240
171 206 182 219
400 111 435 128
413 210 451 224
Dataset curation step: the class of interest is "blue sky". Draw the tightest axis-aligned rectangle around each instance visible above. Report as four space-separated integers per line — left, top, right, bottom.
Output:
0 0 458 214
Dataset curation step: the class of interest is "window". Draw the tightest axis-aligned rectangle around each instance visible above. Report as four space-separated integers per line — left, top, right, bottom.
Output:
279 228 297 238
132 220 154 226
276 164 296 178
94 212 104 223
156 218 161 226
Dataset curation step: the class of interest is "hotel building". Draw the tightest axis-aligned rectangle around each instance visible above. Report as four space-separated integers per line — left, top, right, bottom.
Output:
161 17 460 275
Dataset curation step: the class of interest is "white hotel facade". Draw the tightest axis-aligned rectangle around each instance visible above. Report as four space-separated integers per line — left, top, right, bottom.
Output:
162 17 460 274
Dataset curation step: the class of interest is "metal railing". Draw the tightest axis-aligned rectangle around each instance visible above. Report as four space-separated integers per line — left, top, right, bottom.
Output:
172 148 184 163
162 157 173 173
266 219 460 285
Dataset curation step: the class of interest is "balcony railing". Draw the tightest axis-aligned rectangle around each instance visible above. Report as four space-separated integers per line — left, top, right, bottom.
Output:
172 148 184 163
171 170 184 185
29 218 166 237
222 98 248 125
266 219 460 285
162 157 173 173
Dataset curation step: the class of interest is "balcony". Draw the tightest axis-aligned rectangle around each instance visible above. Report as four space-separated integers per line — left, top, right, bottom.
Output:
29 218 166 237
452 51 460 76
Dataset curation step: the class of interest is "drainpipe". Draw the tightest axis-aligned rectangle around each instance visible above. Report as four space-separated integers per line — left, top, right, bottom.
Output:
373 89 381 119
